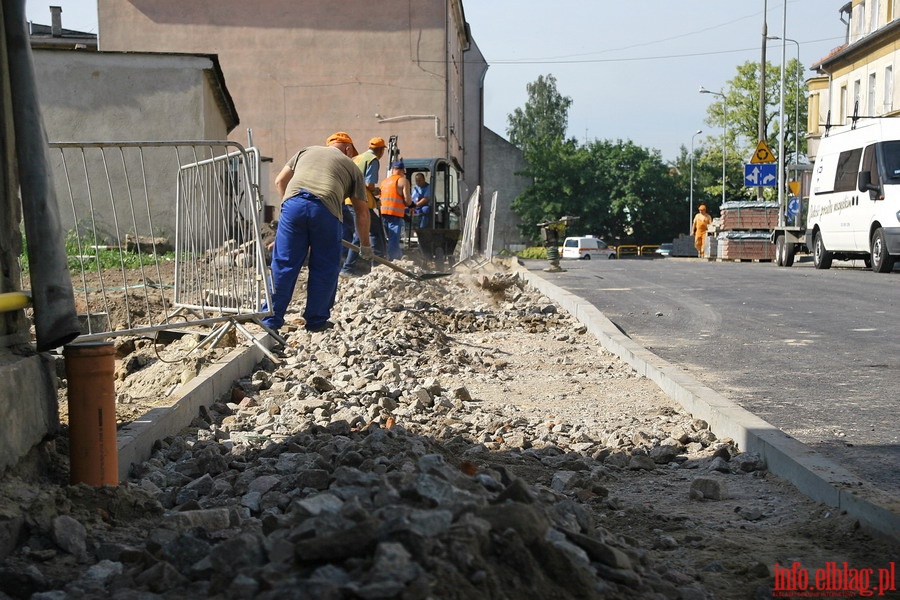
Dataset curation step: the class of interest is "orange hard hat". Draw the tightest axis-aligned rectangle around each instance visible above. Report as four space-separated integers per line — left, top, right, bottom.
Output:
698 204 707 211
326 131 353 145
326 131 358 156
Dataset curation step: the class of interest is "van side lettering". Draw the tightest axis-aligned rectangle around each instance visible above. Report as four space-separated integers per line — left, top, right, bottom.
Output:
809 197 853 219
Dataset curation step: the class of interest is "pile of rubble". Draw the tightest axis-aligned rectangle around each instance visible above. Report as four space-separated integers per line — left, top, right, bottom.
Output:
0 264 877 599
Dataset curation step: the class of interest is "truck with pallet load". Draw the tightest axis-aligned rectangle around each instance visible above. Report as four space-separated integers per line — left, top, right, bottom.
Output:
770 163 812 267
772 118 900 272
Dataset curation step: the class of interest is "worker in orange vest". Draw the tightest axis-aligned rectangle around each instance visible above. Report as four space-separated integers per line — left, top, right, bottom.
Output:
379 161 412 261
690 204 713 257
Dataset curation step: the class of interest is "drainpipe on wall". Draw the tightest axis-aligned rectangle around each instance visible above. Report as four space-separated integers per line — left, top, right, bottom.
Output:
444 1 451 163
478 64 489 205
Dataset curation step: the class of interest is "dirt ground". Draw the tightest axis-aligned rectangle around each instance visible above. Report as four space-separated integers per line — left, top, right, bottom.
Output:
443 328 894 599
40 259 900 599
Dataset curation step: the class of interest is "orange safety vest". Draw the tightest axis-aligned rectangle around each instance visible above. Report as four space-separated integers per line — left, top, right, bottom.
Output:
693 212 712 236
379 174 406 217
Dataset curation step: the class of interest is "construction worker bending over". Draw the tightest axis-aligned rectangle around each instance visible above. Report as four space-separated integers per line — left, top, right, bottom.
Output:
263 131 371 334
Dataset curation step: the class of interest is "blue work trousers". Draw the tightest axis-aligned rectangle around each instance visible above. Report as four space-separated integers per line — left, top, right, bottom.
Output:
342 208 386 273
383 214 405 260
263 190 341 331
414 205 430 229
341 204 355 258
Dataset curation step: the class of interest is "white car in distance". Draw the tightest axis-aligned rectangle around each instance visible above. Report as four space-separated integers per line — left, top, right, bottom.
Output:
561 236 617 260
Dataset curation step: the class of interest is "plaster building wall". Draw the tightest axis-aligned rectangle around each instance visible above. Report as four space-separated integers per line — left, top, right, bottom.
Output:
463 38 487 225
462 38 487 178
809 1 900 159
34 50 235 142
482 128 530 252
97 0 480 207
32 49 237 239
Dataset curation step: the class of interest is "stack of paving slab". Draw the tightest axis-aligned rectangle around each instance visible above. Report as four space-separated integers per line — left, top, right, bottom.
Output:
672 233 697 257
715 201 778 261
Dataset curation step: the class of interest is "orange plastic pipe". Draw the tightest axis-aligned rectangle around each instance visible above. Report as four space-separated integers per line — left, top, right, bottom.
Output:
64 342 118 486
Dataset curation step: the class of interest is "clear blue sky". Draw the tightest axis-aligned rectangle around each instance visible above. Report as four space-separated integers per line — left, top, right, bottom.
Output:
27 0 848 162
465 0 847 161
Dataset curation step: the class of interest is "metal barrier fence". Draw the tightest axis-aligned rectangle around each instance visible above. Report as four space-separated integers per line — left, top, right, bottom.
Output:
615 244 639 258
613 244 661 258
484 191 498 263
41 141 276 356
456 186 482 264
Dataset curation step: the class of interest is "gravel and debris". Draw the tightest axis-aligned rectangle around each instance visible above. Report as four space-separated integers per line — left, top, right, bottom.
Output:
0 262 893 599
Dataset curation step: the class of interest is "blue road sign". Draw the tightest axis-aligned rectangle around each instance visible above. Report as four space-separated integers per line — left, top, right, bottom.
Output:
744 163 778 187
787 196 800 216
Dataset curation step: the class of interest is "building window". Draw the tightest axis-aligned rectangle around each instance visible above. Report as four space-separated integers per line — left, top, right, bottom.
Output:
871 0 880 31
893 0 900 21
810 92 821 136
869 72 877 115
854 79 862 117
886 65 894 111
841 85 848 123
857 1 867 37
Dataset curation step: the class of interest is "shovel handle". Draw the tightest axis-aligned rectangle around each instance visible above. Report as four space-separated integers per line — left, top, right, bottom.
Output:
341 240 421 279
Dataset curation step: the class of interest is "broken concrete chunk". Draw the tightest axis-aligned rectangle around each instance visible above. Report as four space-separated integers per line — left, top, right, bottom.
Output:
689 477 728 501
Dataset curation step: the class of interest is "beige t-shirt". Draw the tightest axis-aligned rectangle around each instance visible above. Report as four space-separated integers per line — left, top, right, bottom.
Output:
282 145 366 221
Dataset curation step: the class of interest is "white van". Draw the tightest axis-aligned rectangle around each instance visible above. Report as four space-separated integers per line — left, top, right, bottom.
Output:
807 119 900 272
561 236 616 260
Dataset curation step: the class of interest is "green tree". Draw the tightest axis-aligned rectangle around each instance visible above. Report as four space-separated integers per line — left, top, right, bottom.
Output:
700 58 808 202
507 74 695 245
507 74 572 154
581 139 685 243
506 74 579 241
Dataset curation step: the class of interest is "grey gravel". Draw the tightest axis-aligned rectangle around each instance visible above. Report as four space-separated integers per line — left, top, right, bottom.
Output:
0 267 788 600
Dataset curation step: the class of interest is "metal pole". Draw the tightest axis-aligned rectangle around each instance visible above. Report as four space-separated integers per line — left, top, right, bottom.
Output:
699 87 727 203
790 38 801 162
768 35 802 163
758 0 768 200
691 129 702 231
777 1 787 212
722 95 728 204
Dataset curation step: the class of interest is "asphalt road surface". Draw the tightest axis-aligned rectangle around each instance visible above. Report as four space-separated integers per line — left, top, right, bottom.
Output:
524 254 900 498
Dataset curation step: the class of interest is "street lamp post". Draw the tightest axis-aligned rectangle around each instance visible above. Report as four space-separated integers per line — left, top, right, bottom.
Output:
690 129 702 231
768 35 801 163
699 86 727 204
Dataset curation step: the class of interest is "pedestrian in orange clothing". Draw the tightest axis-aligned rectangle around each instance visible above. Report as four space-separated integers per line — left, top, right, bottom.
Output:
690 204 713 257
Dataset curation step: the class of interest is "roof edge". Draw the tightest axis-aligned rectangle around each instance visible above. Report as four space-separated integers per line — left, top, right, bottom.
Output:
814 19 900 71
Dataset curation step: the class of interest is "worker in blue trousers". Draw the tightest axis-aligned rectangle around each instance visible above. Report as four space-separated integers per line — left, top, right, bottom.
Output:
262 132 371 333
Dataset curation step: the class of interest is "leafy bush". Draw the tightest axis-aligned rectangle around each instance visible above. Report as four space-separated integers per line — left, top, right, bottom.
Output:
517 246 549 260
